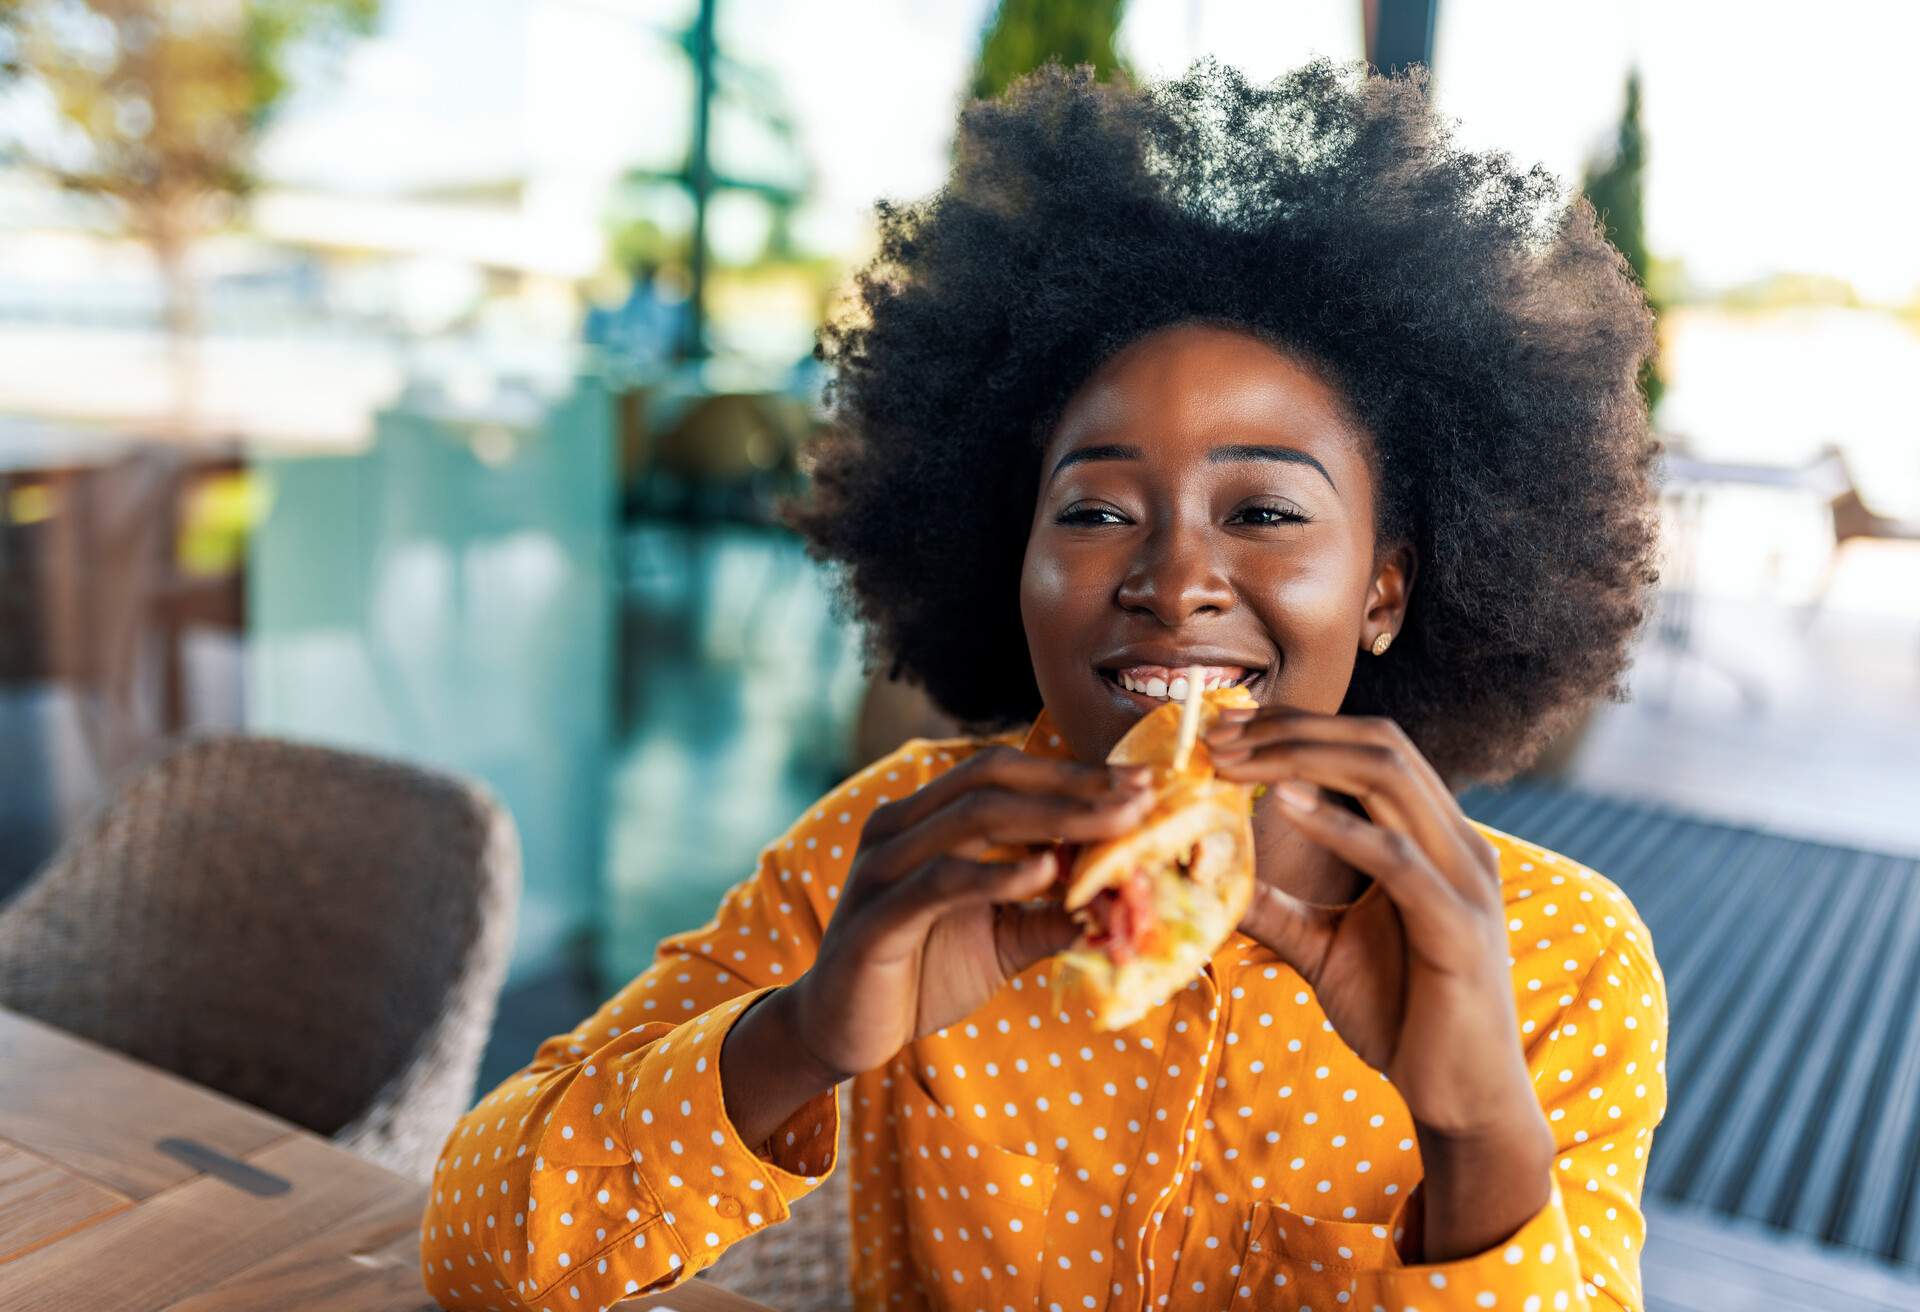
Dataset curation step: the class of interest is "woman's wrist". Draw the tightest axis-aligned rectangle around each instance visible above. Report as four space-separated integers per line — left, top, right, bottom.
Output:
1406 1101 1555 1264
719 980 846 1150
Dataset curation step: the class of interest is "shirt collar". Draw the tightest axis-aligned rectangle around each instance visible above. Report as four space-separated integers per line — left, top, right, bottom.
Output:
1017 708 1075 760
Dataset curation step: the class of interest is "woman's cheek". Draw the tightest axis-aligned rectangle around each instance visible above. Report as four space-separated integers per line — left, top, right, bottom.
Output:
1019 541 1079 674
1250 567 1364 712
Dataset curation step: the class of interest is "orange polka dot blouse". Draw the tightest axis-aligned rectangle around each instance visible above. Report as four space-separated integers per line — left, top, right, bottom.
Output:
422 713 1669 1311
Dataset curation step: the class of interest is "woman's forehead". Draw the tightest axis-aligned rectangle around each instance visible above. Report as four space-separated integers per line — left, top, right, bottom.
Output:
1046 324 1373 470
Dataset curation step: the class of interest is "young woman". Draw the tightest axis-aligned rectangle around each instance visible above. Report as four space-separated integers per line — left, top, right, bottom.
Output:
423 59 1666 1311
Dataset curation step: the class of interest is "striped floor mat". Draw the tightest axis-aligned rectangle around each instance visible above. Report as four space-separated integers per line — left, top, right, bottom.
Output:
1463 782 1920 1276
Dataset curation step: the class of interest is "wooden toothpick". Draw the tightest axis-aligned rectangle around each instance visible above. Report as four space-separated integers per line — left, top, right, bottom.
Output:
1171 664 1204 773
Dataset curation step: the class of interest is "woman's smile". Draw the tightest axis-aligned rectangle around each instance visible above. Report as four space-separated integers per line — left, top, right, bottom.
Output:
1094 656 1264 710
1020 321 1411 766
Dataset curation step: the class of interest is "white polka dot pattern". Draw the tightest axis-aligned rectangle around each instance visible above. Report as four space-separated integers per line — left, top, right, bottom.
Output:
419 720 1669 1312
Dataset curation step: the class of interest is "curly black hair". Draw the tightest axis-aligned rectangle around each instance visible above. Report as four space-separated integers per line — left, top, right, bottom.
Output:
791 57 1660 786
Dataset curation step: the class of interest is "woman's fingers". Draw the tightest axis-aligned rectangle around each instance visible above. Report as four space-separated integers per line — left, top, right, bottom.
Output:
871 778 1159 877
1212 734 1495 902
993 901 1083 979
859 851 1061 957
1211 710 1484 852
864 745 1147 843
839 745 1154 921
1218 739 1423 835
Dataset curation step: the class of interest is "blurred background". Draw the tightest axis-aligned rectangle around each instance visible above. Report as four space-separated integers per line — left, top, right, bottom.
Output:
2 2 1918 1306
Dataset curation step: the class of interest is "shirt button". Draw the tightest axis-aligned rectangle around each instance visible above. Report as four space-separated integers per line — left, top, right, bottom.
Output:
715 1196 742 1218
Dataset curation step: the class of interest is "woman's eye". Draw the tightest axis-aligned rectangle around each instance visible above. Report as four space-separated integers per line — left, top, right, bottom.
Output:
1228 502 1311 527
1056 504 1129 526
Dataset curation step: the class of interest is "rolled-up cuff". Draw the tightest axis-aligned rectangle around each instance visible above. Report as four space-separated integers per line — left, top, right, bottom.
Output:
1372 1174 1586 1306
522 987 840 1299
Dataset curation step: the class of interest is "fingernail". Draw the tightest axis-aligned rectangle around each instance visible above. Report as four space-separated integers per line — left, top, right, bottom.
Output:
1210 746 1251 764
1275 780 1318 811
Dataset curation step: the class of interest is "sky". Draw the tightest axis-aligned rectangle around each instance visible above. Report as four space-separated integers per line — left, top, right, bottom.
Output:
1432 0 1920 303
252 0 1920 301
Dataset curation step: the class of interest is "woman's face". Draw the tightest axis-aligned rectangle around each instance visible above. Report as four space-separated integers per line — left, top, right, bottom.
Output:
1021 322 1410 763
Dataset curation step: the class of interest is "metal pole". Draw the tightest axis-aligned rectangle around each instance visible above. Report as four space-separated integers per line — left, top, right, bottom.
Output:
681 0 716 361
1363 0 1439 79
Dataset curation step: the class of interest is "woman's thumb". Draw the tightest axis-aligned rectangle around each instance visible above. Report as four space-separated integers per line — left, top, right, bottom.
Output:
994 902 1081 978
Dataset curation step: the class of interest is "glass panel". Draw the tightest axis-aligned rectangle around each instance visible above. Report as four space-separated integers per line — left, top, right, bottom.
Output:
248 380 616 976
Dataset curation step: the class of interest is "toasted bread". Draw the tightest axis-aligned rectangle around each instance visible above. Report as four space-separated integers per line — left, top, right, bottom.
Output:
1056 685 1258 1030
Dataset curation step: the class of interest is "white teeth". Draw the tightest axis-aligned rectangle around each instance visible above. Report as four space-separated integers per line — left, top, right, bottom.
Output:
1112 666 1255 699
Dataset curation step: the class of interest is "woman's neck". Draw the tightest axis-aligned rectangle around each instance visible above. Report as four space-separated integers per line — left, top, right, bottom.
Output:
1250 793 1371 906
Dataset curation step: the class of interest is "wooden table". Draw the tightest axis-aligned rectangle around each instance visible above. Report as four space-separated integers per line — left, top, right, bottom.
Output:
0 1007 768 1311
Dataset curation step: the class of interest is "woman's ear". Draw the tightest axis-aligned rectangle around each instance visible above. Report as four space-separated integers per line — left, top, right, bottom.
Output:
1362 543 1416 654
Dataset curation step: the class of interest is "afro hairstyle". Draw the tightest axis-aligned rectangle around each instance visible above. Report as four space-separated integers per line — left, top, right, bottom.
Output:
791 57 1660 785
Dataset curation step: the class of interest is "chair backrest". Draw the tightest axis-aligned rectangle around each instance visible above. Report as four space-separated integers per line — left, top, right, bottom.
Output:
651 393 805 483
0 736 519 1176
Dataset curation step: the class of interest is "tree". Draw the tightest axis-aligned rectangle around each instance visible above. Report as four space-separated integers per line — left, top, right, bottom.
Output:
1 0 377 431
0 4 22 81
971 0 1131 103
1582 69 1664 415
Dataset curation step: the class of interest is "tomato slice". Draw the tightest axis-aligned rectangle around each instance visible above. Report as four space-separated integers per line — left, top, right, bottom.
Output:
1118 867 1159 943
1081 865 1168 969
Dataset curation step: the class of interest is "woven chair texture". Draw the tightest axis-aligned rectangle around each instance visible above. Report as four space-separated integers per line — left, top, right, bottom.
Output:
0 735 520 1180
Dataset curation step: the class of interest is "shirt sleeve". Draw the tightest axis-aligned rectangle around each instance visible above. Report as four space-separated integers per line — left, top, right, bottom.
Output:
418 804 853 1311
1362 915 1670 1311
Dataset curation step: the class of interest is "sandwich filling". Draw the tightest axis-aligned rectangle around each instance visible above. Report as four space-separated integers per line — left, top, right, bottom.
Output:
1054 681 1259 1031
1073 829 1237 966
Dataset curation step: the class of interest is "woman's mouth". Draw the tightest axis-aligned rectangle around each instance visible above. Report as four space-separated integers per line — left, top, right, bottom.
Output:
1098 664 1261 704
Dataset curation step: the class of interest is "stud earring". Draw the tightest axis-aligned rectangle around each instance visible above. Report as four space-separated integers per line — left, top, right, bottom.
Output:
1370 632 1393 656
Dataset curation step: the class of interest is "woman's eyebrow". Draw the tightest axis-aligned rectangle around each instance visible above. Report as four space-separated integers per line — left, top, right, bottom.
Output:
1049 443 1141 479
1047 441 1337 491
1208 442 1336 491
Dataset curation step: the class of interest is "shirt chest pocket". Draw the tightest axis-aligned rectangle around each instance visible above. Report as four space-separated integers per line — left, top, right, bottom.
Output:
895 1072 1060 1311
1233 1201 1399 1305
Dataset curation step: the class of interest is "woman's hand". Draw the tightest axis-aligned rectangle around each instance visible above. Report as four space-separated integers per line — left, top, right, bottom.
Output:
789 747 1159 1075
1204 707 1526 1130
1205 707 1554 1260
723 748 1155 1143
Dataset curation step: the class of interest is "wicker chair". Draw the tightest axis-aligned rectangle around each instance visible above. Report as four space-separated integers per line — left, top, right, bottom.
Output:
702 1083 854 1311
0 735 520 1180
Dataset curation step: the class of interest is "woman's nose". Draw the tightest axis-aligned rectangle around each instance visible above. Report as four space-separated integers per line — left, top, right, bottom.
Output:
1114 529 1235 625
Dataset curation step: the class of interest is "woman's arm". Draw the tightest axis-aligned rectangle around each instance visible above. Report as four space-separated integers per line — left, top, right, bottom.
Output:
421 737 1148 1311
418 817 839 1311
1409 1110 1556 1263
1370 922 1668 1308
1207 708 1670 1309
718 985 842 1150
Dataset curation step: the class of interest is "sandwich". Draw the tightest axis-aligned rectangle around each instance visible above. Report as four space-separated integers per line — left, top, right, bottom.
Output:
1054 677 1259 1031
